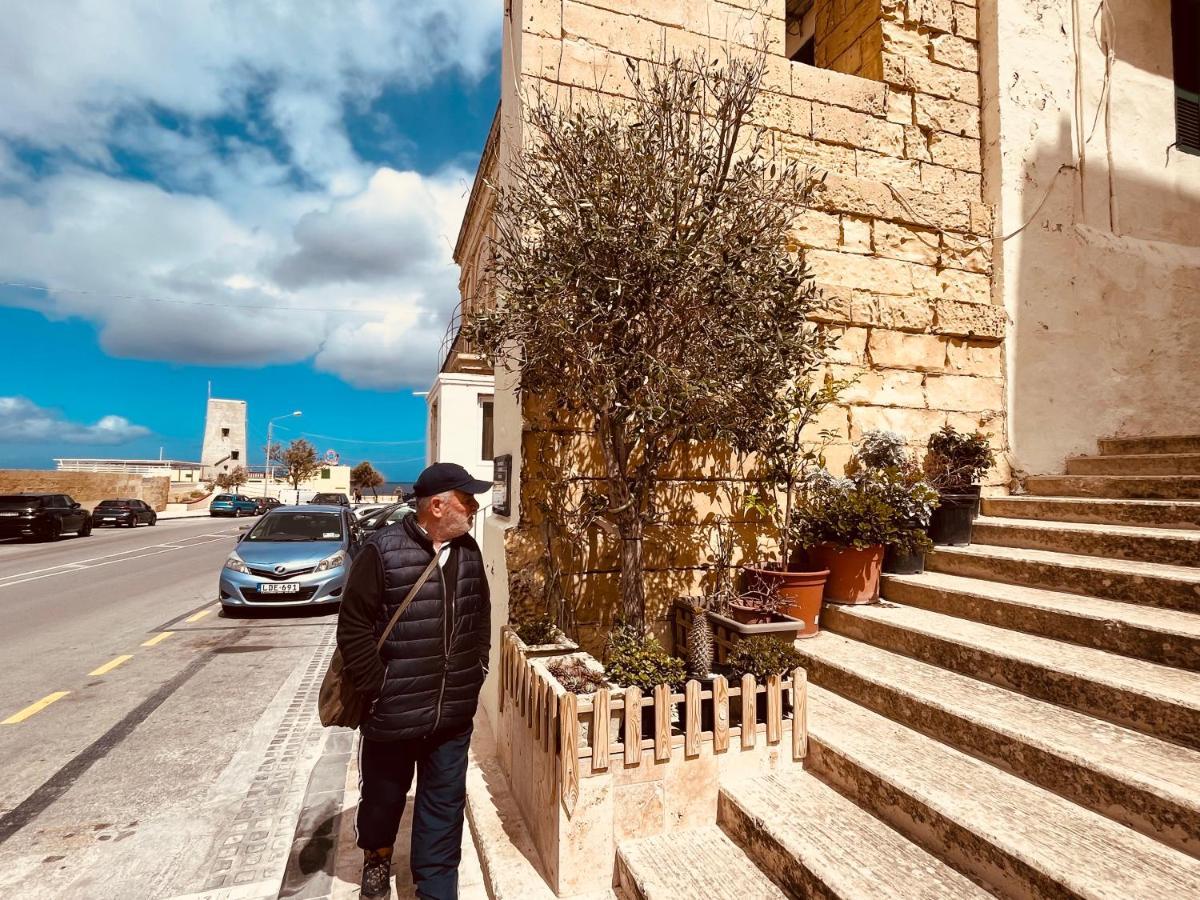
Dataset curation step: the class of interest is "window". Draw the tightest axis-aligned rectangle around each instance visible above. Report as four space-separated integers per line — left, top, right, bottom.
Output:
221 427 230 437
321 468 331 479
786 0 815 64
481 396 495 461
230 450 240 460
1173 0 1200 154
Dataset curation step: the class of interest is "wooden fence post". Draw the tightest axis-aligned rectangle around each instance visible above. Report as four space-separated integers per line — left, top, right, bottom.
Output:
712 675 729 753
593 688 610 771
766 674 781 744
792 668 808 761
559 691 579 816
684 680 701 757
624 687 642 766
741 674 756 749
654 684 672 762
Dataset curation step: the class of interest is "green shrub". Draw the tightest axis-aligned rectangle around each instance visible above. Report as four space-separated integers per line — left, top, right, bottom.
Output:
604 625 686 692
926 425 995 492
514 614 558 646
726 636 805 681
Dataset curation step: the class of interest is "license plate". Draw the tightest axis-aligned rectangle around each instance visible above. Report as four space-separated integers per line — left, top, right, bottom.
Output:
259 582 300 594
0 511 18 517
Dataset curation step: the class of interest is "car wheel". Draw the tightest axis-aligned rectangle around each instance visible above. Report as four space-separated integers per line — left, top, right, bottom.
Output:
219 604 242 618
149 515 157 526
78 518 92 537
40 519 61 542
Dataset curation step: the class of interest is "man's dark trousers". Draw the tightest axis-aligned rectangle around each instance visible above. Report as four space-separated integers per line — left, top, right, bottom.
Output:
357 724 473 900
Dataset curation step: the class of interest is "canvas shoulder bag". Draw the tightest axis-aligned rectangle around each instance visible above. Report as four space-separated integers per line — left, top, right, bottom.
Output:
318 554 440 728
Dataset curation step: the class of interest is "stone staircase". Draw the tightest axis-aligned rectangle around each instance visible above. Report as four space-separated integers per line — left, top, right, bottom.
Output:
614 435 1200 899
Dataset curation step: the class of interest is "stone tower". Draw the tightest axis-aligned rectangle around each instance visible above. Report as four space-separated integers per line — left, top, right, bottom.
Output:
201 398 248 477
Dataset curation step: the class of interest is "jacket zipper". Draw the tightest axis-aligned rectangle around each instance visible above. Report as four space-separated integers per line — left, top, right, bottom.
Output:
431 551 450 733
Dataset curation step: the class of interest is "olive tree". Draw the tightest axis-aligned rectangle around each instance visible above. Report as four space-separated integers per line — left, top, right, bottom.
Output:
470 51 830 630
271 439 322 491
351 461 385 499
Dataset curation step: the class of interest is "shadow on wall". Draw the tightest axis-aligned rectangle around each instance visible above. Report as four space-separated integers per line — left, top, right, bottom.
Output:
1007 114 1200 475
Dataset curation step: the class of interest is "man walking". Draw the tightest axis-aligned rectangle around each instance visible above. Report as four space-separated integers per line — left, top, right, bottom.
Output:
336 462 492 898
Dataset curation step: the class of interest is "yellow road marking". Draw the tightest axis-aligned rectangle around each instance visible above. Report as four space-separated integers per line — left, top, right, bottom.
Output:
88 655 134 676
142 631 174 647
185 609 212 623
2 691 70 725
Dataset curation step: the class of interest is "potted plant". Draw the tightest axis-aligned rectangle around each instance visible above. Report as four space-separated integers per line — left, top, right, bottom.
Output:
726 636 804 723
849 430 939 575
792 469 903 605
739 378 849 636
924 425 996 546
604 625 686 739
546 656 620 748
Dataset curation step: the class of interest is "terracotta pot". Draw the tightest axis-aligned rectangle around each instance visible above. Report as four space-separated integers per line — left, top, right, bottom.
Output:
806 543 884 605
742 566 829 638
728 603 772 625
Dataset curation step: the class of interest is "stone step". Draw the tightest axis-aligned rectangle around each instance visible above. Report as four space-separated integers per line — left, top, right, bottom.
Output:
1066 453 1200 476
981 495 1200 530
1100 435 1200 456
821 602 1200 748
718 772 991 899
796 633 1200 856
805 685 1200 899
970 516 1200 566
1024 474 1200 500
926 543 1200 613
614 825 785 900
882 571 1200 670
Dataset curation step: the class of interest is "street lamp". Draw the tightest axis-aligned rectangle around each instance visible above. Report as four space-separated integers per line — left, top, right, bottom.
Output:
265 410 302 497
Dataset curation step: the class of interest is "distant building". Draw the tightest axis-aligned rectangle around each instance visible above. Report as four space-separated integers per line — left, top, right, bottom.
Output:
201 398 248 478
55 458 204 482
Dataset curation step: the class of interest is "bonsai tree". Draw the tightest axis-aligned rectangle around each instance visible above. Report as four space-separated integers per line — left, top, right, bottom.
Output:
925 425 995 494
470 50 829 630
271 438 322 490
351 461 385 500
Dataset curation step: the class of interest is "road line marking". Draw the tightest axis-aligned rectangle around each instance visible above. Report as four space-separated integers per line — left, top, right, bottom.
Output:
0 531 237 585
88 655 134 676
142 631 174 647
186 609 212 623
2 692 70 725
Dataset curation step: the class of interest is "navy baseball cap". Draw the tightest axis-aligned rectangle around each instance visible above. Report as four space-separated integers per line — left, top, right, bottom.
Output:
413 462 492 498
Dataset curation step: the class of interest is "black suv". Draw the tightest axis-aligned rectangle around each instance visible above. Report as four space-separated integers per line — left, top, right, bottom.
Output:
93 498 158 527
309 492 351 507
0 493 92 541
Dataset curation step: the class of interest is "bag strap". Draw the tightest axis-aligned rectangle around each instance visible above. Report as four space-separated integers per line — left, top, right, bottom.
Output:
374 554 441 652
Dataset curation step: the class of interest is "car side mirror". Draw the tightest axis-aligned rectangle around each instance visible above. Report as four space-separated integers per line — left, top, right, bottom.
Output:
71 502 81 509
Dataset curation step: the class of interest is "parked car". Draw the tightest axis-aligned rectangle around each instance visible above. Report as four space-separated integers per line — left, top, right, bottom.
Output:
93 498 157 527
353 503 387 520
209 494 259 517
219 505 360 613
254 497 282 515
0 493 91 541
309 492 351 507
357 502 414 533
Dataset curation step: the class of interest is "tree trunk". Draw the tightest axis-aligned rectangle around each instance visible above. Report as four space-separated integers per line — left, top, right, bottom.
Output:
616 510 646 631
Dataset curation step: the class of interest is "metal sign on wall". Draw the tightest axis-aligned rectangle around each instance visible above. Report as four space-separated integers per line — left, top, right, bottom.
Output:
492 454 511 517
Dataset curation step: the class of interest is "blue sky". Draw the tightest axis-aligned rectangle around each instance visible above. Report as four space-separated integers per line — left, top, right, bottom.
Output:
0 1 502 481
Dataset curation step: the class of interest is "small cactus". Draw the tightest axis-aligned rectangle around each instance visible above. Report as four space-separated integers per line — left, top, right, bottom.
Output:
686 601 713 678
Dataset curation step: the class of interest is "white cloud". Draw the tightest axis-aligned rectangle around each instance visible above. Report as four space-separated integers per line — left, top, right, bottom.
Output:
0 397 151 445
0 1 499 389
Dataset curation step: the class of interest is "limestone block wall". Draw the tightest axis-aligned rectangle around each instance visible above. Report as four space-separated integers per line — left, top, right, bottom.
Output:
481 0 1006 655
0 471 171 511
815 0 883 80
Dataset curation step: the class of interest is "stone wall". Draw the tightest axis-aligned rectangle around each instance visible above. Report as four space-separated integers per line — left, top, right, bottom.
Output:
0 471 171 511
815 0 883 80
481 0 1006 656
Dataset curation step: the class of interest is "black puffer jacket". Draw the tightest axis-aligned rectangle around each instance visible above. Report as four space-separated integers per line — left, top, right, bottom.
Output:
336 514 490 742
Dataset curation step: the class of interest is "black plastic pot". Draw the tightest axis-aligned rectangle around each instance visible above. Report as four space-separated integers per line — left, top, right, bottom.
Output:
928 486 981 546
883 545 925 574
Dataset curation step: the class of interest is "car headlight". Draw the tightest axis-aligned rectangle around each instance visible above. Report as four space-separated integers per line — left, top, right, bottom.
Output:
314 550 347 573
224 553 250 574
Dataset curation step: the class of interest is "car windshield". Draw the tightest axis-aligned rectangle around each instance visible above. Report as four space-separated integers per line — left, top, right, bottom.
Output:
214 495 234 501
97 500 131 508
364 505 410 528
245 512 343 542
0 495 39 506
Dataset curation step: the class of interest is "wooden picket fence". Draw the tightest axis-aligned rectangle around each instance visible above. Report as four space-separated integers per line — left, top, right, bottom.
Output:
499 626 808 816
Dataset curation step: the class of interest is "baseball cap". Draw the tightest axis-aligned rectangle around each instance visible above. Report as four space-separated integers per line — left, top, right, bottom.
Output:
413 462 493 498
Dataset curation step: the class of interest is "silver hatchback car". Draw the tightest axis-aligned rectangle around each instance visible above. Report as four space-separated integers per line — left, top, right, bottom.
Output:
219 505 359 612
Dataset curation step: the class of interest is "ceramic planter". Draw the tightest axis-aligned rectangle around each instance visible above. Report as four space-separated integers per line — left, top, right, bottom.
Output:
806 543 885 605
742 566 829 638
883 545 925 575
928 484 982 546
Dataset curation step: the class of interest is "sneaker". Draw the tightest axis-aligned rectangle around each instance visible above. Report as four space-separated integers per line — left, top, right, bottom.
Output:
361 848 391 898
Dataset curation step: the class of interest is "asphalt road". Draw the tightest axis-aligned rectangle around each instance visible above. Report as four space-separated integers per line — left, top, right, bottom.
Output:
0 516 341 897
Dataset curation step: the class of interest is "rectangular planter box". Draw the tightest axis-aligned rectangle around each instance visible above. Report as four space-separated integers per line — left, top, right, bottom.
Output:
672 600 804 665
